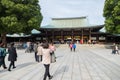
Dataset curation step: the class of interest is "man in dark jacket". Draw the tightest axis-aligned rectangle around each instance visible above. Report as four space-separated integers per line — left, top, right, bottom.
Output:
8 42 17 71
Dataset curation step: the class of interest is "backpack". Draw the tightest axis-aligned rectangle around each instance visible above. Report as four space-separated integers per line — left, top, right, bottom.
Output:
0 48 4 57
73 44 76 48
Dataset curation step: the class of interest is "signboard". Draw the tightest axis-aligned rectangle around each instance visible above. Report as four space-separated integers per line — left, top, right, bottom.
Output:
36 37 41 40
91 37 96 40
43 38 46 40
99 37 105 40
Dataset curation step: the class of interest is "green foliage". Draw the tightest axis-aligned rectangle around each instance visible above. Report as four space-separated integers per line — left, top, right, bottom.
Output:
0 0 43 34
103 0 120 34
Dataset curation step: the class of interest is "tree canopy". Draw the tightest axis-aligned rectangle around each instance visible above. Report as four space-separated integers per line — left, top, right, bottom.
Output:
0 0 43 34
103 0 120 34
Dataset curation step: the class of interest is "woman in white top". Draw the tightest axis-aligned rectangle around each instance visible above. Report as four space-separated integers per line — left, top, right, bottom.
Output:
42 42 53 80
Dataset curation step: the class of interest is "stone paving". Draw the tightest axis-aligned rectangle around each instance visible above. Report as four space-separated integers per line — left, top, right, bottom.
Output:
0 44 120 80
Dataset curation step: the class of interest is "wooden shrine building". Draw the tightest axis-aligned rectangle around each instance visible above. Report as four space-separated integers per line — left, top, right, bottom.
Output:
37 16 109 43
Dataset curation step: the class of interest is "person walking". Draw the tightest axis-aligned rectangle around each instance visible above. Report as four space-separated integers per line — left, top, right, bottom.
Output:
8 43 17 71
72 43 76 52
34 42 39 62
37 43 43 62
115 44 119 54
112 43 116 54
88 39 91 46
0 42 8 69
25 41 31 53
42 42 53 80
49 43 56 63
69 42 73 51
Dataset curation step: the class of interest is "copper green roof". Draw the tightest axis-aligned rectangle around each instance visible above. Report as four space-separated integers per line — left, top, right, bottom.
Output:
113 34 120 36
52 16 87 20
41 16 104 29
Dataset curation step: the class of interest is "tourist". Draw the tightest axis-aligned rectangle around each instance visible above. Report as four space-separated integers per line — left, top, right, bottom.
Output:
37 43 43 62
42 42 53 80
115 44 119 54
25 41 31 53
0 42 8 69
88 39 91 45
69 42 73 51
49 42 56 63
8 43 17 71
112 43 116 54
34 42 39 62
80 39 83 44
72 42 76 52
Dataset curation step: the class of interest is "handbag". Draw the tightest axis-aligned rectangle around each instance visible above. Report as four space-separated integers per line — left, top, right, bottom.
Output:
51 52 56 63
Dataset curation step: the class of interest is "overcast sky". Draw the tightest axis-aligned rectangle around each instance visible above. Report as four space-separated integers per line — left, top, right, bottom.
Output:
39 0 105 26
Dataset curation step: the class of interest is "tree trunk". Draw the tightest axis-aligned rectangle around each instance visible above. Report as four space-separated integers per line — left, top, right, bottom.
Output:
1 33 7 47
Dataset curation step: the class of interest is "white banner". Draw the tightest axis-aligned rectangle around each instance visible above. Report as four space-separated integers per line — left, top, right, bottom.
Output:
91 37 96 40
99 37 105 40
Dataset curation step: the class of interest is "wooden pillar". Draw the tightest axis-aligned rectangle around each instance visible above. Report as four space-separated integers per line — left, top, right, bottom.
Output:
52 30 54 42
96 35 99 43
45 30 48 41
81 29 83 40
41 37 43 42
79 30 81 40
63 31 64 41
61 30 64 43
81 29 83 44
72 30 75 40
71 30 74 41
61 30 63 40
89 28 91 40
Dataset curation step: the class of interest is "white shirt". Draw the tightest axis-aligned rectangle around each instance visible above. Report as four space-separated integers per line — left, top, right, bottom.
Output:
41 48 51 64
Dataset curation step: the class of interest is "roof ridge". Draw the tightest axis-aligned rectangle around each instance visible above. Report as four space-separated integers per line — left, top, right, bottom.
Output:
52 16 87 20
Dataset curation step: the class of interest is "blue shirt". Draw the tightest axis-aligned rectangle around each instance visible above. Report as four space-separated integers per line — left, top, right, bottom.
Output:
72 44 76 48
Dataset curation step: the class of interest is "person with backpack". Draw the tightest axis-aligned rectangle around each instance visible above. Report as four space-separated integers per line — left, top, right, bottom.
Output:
0 42 8 69
72 43 76 52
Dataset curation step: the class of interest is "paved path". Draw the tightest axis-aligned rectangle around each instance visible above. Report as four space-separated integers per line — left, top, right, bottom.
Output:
0 44 120 80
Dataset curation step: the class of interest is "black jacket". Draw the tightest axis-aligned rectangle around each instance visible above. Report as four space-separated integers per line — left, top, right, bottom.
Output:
8 47 17 61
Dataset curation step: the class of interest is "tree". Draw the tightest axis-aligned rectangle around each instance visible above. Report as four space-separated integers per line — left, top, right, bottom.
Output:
103 0 120 34
0 0 43 46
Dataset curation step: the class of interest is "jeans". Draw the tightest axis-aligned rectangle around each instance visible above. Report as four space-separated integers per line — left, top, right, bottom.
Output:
35 52 39 62
43 64 51 80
